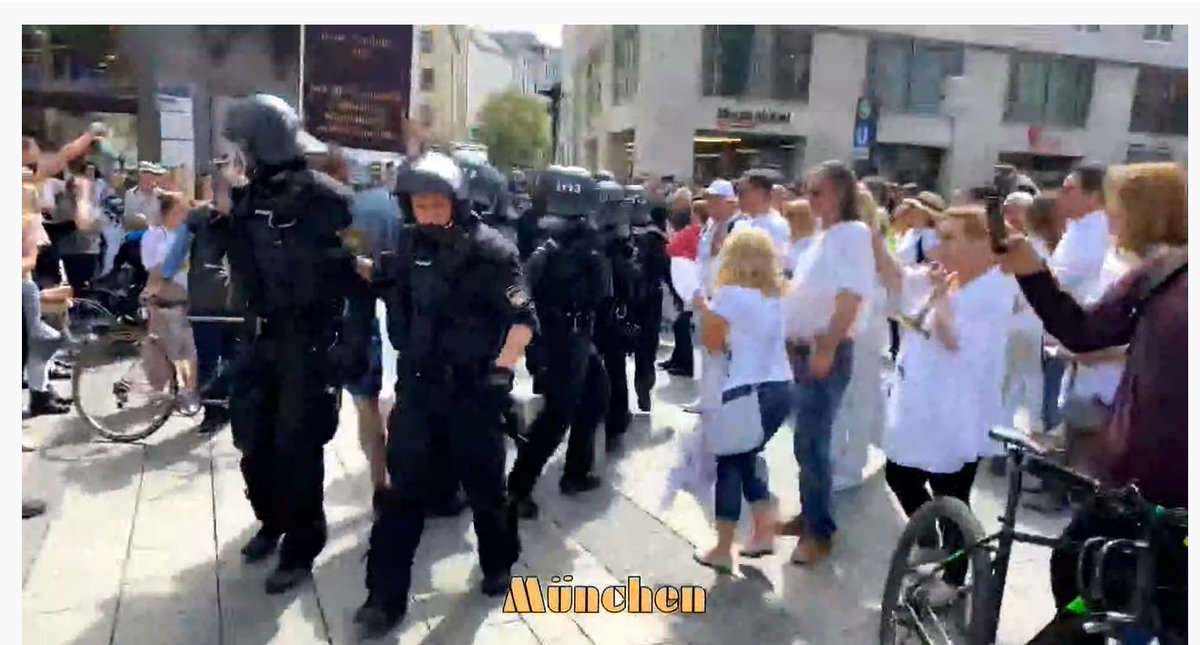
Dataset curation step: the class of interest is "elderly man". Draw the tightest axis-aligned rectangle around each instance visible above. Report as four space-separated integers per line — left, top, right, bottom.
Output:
124 161 165 228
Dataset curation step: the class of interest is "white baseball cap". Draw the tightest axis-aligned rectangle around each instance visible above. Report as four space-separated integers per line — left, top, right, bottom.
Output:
704 179 736 200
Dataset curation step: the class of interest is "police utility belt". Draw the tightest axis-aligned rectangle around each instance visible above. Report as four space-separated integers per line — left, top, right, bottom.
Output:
544 310 595 335
242 309 339 340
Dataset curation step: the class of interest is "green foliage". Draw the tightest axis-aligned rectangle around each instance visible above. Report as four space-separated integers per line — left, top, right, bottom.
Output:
476 89 551 171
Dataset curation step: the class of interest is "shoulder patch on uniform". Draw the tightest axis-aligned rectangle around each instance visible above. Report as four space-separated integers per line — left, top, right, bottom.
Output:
506 284 530 307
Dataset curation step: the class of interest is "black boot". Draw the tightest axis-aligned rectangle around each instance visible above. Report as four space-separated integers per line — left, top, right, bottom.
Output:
480 567 512 596
512 497 539 520
560 474 602 496
29 390 70 417
240 526 281 563
353 594 407 640
636 390 651 412
22 498 47 519
265 563 312 594
197 406 227 434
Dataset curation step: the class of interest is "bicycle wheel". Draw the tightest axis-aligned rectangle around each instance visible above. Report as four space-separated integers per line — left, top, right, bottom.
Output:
880 496 995 645
72 326 178 443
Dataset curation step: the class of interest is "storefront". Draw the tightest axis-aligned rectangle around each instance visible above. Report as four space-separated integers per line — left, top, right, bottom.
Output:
873 143 944 190
997 152 1081 191
693 129 803 184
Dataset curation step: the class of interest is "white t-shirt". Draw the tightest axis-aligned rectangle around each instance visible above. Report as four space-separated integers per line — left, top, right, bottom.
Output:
1049 210 1109 302
893 227 939 265
884 266 1018 473
732 209 792 266
709 285 793 392
1068 250 1132 404
142 226 187 289
782 220 875 339
786 234 815 275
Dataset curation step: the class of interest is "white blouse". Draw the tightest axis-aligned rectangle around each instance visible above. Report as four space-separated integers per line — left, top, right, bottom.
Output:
883 266 1018 473
782 220 875 340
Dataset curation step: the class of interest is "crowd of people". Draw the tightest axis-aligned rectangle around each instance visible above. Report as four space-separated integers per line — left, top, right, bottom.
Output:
21 94 1185 642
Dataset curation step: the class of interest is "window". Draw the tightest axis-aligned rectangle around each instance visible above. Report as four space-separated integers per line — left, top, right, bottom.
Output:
1143 25 1174 42
1005 54 1094 127
866 37 964 114
420 67 434 91
612 26 639 104
585 49 602 120
420 28 433 54
701 26 812 101
419 104 433 128
1130 67 1187 135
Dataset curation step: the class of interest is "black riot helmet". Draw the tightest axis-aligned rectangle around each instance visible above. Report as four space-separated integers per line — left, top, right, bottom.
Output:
509 169 529 194
393 151 476 226
532 166 600 220
594 169 616 183
458 158 507 217
221 94 306 171
623 185 651 226
595 179 628 232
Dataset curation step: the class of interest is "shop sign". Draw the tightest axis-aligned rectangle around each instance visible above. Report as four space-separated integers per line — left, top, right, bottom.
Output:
716 107 792 130
303 26 413 153
851 97 877 160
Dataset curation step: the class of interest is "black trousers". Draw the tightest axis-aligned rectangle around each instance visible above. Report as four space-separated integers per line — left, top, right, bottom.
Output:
61 253 99 293
668 311 694 372
632 289 663 400
508 335 607 499
229 331 341 568
885 459 979 584
365 373 518 609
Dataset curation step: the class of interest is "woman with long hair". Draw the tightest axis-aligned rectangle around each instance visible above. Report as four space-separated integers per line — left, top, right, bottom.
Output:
691 229 793 572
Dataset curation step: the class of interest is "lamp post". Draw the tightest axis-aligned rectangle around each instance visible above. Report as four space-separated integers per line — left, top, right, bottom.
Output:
537 82 562 164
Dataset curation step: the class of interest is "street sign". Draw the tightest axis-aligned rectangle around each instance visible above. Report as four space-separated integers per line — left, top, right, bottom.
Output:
852 97 877 161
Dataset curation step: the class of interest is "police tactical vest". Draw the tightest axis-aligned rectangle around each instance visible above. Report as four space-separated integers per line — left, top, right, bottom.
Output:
231 169 352 317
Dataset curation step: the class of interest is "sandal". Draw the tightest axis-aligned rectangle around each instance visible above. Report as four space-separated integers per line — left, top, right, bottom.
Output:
693 552 733 574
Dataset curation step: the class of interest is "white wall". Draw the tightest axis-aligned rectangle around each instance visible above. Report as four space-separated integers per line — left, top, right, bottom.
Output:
467 38 516 129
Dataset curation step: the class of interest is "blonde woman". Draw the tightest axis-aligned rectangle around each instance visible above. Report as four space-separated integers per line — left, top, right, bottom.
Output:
691 229 793 572
829 187 890 492
781 199 817 276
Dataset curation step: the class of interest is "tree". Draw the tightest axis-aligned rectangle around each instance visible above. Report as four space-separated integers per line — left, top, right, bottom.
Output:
476 89 551 171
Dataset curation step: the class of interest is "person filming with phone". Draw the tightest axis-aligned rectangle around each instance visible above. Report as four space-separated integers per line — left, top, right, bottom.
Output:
995 162 1187 642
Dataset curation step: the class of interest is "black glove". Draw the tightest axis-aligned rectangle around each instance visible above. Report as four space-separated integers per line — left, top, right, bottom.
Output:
488 364 515 394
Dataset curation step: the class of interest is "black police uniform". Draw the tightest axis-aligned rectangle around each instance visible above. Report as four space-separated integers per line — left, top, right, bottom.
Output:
507 169 611 518
627 186 670 411
356 153 536 638
220 94 363 594
591 180 640 445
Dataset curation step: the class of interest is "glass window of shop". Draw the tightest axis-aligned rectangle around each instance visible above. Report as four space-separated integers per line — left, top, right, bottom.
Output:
997 152 1081 190
612 26 639 105
865 38 963 115
1005 54 1094 128
1129 67 1186 136
701 26 812 101
692 131 802 184
874 144 944 191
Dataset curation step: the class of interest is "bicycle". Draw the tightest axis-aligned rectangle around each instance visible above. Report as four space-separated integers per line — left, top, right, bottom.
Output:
879 427 1187 645
69 292 241 442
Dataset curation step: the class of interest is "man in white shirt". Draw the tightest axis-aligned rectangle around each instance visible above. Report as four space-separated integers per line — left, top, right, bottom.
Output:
731 169 792 265
1049 164 1110 302
124 161 165 228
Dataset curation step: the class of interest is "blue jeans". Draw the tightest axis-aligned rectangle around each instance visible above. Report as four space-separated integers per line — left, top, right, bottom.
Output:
790 341 855 540
345 317 383 400
1042 353 1069 430
191 321 238 401
713 381 792 522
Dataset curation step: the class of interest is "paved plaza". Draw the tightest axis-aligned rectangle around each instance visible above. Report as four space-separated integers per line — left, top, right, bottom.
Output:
22 336 1069 645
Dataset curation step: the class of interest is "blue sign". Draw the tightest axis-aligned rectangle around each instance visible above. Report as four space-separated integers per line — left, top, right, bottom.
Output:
852 98 877 161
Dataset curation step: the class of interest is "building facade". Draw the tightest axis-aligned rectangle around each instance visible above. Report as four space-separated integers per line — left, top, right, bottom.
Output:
415 25 470 145
562 25 1187 191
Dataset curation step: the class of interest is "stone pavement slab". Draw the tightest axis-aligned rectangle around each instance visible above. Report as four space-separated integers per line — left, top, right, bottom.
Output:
23 332 1070 645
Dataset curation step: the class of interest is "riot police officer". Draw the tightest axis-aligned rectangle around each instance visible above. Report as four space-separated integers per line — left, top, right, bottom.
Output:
626 185 670 411
355 152 535 638
507 167 611 518
593 169 616 183
592 180 640 449
220 94 363 594
460 158 518 244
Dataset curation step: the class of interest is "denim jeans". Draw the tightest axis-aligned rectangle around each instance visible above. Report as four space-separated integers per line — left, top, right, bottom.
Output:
191 321 238 400
1042 353 1069 431
713 381 792 522
790 341 855 540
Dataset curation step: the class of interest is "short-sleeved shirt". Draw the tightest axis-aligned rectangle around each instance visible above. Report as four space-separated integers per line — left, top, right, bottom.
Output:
783 220 875 339
710 285 793 392
124 186 162 227
142 226 187 289
732 210 792 264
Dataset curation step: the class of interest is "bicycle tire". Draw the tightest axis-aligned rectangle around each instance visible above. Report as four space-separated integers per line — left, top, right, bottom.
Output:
72 329 177 443
880 496 995 645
